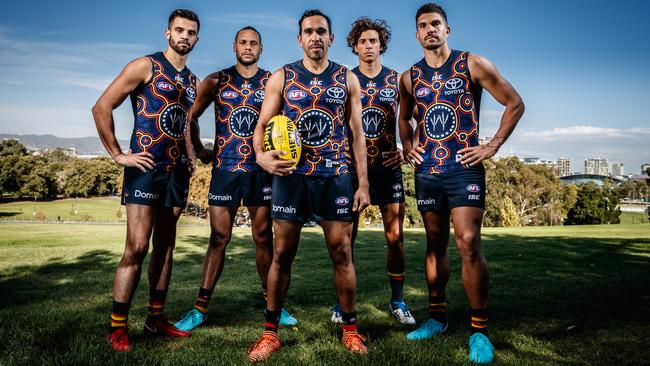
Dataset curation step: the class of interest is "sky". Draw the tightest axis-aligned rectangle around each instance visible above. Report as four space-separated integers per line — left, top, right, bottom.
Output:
0 0 649 174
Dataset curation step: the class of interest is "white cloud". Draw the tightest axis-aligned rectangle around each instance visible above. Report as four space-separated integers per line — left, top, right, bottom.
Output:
205 12 296 32
0 31 150 91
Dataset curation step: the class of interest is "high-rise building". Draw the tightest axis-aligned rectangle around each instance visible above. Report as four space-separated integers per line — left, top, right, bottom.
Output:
585 157 609 176
642 163 650 175
556 158 571 177
608 162 624 176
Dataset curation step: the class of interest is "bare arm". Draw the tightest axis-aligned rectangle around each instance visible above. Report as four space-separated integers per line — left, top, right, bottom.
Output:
398 70 425 168
252 69 296 175
459 54 525 166
186 72 218 166
91 57 154 172
346 71 370 213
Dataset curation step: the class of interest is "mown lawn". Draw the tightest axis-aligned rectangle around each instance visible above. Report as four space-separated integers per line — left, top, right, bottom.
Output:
1 223 649 365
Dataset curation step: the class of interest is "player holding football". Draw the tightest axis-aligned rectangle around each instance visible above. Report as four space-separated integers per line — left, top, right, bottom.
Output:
248 9 370 362
329 17 414 326
92 9 200 351
177 26 298 333
399 3 524 364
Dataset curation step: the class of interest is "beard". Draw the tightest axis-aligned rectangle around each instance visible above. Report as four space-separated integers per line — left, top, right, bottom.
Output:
169 37 194 55
236 54 259 66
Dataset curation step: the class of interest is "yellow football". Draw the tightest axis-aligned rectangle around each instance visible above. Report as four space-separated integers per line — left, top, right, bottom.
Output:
263 115 302 167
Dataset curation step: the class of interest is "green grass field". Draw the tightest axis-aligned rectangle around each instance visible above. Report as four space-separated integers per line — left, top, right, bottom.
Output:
0 197 204 225
1 222 649 365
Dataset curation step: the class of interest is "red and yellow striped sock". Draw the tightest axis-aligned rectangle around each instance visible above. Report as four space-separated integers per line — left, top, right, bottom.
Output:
429 294 447 323
470 308 488 335
110 300 130 333
146 289 167 322
388 271 405 302
194 287 212 314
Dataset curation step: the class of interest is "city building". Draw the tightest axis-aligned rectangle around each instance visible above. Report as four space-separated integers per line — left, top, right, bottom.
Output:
585 157 609 176
642 163 650 175
609 162 624 177
556 157 571 177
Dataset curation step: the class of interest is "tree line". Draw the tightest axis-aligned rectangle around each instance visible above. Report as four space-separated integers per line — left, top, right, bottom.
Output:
3 140 645 226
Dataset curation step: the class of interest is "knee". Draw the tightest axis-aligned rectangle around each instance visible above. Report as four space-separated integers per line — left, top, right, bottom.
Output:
209 231 230 251
384 228 402 248
122 241 149 266
455 232 481 262
273 246 295 268
330 244 352 267
252 229 272 248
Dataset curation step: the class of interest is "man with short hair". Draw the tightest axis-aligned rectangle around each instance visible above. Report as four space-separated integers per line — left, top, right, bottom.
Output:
177 26 297 333
329 17 415 326
92 9 201 352
398 3 524 364
247 9 370 362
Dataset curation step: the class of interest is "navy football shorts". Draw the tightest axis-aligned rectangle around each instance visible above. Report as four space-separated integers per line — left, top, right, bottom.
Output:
415 166 486 212
208 168 272 207
351 168 405 206
121 165 189 208
271 173 353 223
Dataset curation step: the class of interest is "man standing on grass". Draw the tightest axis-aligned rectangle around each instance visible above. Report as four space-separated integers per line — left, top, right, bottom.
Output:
247 9 370 362
92 9 200 351
176 26 297 333
329 17 415 326
398 3 524 364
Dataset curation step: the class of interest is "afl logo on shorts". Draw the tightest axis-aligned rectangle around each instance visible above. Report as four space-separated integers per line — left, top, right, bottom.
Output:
424 103 457 140
416 87 431 98
297 109 333 147
229 106 259 138
335 196 349 206
156 81 175 91
466 184 481 193
221 91 238 99
392 183 403 191
361 107 386 139
159 103 187 139
287 89 307 101
262 186 272 194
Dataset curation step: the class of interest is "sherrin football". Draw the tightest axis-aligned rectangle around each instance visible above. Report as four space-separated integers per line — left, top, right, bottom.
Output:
263 115 301 167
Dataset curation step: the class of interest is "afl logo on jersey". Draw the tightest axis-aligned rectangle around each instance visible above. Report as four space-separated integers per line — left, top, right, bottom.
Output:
156 81 175 91
221 91 238 99
424 103 457 140
297 109 333 147
361 107 387 139
335 196 349 206
288 89 307 101
229 106 259 138
416 87 431 98
159 103 187 139
466 184 481 193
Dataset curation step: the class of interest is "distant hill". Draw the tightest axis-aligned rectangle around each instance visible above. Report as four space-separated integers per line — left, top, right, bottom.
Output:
0 134 129 155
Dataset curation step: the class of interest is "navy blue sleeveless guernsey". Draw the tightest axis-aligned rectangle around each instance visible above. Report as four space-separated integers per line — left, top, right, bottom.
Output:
129 52 196 168
282 60 349 177
410 50 482 174
213 66 271 172
352 66 399 172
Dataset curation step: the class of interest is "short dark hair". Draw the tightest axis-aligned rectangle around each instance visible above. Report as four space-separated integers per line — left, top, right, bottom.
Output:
235 26 262 43
168 9 200 32
415 3 448 26
299 9 332 35
347 17 392 55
